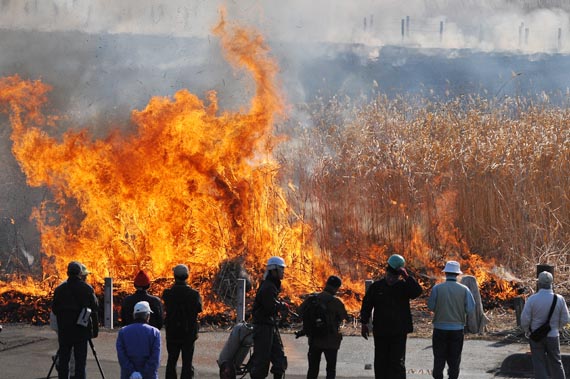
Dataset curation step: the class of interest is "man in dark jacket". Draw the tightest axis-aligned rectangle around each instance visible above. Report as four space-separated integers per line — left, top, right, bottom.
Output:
249 256 289 379
116 301 161 379
360 254 423 379
52 261 99 379
121 270 164 329
162 264 202 379
298 275 348 379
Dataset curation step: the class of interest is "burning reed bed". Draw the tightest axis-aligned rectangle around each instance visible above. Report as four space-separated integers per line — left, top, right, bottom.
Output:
279 93 570 294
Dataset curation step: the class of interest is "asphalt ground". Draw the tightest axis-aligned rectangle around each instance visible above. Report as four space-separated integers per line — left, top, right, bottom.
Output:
0 324 554 379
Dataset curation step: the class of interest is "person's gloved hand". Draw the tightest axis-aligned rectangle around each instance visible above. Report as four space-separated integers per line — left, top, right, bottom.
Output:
130 371 143 379
399 267 409 279
361 323 369 340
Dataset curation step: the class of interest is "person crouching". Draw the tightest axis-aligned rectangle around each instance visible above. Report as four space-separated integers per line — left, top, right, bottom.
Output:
116 301 161 379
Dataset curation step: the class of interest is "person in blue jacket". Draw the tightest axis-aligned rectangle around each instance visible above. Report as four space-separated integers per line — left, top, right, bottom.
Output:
116 301 161 379
428 260 476 379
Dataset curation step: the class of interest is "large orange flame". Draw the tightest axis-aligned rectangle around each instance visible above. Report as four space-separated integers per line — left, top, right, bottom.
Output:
0 13 330 313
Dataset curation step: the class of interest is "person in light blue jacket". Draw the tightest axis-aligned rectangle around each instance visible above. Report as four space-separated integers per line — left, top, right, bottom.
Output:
116 301 161 379
427 261 475 379
521 271 569 379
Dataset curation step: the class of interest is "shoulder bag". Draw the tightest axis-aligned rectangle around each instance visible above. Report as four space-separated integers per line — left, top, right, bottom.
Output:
529 294 557 342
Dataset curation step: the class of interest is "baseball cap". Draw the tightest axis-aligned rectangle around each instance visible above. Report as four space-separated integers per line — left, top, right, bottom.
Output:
173 264 189 278
67 261 82 276
133 301 153 316
538 271 553 286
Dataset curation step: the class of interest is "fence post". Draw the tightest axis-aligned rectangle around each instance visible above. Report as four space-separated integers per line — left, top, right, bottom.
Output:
237 278 246 323
104 277 113 329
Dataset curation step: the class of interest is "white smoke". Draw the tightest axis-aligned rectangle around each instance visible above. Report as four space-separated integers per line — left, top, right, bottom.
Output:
0 0 568 53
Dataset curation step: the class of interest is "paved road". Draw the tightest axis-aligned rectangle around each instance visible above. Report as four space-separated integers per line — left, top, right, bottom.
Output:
0 324 538 378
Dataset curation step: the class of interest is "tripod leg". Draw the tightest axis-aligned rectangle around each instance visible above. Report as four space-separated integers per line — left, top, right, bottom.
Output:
46 350 58 379
89 339 106 379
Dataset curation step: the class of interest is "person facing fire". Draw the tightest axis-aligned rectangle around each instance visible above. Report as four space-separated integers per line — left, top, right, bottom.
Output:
162 264 203 379
121 270 164 330
427 260 475 379
521 271 569 379
249 256 289 379
52 260 99 379
298 275 348 379
116 301 162 379
360 254 423 379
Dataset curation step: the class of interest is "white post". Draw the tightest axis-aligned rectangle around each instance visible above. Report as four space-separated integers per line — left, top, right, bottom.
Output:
104 277 113 329
237 278 246 323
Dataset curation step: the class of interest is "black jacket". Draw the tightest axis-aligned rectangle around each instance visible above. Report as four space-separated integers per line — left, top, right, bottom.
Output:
162 282 202 342
252 275 282 325
360 274 422 336
121 290 164 329
299 287 349 350
52 276 99 344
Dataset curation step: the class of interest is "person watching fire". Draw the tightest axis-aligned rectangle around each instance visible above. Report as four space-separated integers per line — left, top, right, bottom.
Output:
162 264 202 379
116 300 161 379
521 271 569 379
121 270 164 330
52 260 99 379
249 256 289 379
360 254 423 379
427 260 475 379
298 275 348 379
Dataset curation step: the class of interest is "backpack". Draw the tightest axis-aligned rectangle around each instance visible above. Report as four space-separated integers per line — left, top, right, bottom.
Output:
302 294 332 337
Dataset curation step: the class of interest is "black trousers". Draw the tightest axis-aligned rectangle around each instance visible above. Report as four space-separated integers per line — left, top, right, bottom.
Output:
373 333 407 379
307 345 338 379
58 340 88 379
250 324 286 379
431 328 464 379
166 338 196 379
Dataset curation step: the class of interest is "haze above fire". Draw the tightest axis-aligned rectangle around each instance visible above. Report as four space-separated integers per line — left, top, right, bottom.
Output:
0 0 568 52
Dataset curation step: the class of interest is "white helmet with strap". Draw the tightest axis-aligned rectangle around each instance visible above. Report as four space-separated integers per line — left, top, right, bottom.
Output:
266 256 286 270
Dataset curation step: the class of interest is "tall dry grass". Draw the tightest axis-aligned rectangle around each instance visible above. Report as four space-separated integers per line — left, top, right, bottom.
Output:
277 94 570 290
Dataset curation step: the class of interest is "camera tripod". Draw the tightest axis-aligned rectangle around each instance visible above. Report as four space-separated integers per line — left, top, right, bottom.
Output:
46 339 105 379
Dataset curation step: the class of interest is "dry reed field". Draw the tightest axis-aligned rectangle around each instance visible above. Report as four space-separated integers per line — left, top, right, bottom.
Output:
277 93 570 298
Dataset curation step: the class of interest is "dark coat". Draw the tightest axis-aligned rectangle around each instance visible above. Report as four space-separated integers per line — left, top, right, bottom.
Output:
121 290 164 330
299 287 349 350
52 276 99 344
251 275 282 325
162 282 202 342
360 274 422 336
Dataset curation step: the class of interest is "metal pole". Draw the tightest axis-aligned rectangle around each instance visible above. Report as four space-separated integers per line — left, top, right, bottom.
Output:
237 278 246 323
401 19 405 42
104 277 113 329
440 21 444 42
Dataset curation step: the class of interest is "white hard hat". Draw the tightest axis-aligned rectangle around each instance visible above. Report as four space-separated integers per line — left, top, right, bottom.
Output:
266 256 286 270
